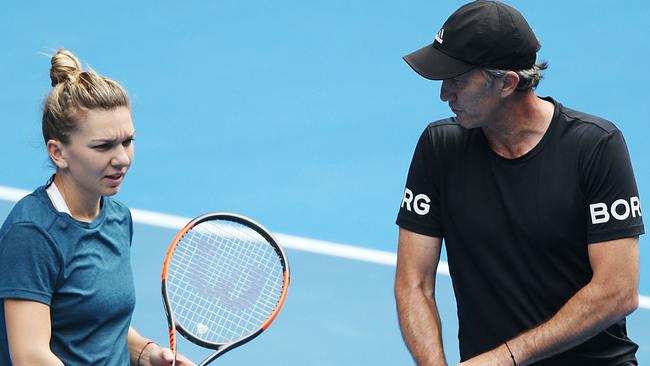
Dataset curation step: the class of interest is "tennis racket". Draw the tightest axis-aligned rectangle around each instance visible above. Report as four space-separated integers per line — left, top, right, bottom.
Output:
161 212 290 365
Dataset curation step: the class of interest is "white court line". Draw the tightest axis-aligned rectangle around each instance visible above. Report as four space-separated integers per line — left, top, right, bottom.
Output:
0 185 647 310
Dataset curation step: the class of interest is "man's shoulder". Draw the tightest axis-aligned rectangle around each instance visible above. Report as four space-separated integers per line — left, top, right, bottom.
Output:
425 117 464 132
423 117 475 140
556 103 619 136
420 118 480 151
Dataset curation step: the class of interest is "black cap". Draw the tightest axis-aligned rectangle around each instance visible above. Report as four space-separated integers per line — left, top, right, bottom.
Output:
403 0 541 80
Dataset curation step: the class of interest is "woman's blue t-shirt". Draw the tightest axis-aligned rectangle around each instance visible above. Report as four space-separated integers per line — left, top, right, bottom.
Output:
0 184 135 365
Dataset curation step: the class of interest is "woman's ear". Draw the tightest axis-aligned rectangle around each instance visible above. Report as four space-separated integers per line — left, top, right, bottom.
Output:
47 139 68 169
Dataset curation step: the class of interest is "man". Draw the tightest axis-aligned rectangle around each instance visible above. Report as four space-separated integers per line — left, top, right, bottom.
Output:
394 1 644 365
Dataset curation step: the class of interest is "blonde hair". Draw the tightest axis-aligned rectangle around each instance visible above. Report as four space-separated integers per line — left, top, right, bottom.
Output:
42 49 130 144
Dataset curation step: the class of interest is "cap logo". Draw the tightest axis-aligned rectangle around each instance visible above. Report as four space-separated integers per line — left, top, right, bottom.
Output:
434 28 445 44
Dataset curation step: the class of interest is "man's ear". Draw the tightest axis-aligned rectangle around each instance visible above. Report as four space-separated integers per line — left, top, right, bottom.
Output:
47 139 68 169
500 71 520 97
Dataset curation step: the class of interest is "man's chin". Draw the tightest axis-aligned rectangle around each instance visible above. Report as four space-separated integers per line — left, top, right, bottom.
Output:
456 119 474 129
455 116 483 130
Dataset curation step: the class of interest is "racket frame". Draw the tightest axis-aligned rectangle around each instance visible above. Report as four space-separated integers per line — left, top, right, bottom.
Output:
161 212 290 366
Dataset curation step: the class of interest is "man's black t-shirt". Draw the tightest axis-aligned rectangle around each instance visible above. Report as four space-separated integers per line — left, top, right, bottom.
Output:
396 98 644 365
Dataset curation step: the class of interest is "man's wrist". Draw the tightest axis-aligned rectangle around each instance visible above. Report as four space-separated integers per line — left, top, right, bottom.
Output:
504 342 517 365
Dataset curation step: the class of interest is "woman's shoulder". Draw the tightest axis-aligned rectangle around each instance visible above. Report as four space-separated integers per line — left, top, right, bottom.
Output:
1 186 56 230
0 185 61 252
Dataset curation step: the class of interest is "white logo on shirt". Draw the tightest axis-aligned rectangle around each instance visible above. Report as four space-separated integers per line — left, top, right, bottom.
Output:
401 188 431 216
589 196 642 224
435 29 445 44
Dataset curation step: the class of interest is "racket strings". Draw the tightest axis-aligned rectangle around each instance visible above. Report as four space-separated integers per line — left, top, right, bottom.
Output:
166 219 285 344
170 230 280 341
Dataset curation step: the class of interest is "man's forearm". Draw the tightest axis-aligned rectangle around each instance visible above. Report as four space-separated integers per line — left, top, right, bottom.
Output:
508 280 637 365
460 281 637 366
460 238 640 366
396 287 447 366
510 239 639 365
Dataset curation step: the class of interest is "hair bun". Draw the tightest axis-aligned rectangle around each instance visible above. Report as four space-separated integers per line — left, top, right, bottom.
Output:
49 49 82 87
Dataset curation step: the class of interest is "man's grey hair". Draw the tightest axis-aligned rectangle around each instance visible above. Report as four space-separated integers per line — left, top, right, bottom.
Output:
483 61 549 92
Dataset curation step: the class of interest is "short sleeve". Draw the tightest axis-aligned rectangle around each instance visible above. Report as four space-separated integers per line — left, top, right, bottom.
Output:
127 208 134 247
0 223 62 304
582 130 644 243
396 128 442 237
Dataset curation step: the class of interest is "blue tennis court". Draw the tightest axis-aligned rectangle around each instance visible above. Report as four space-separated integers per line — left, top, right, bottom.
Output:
1 0 648 364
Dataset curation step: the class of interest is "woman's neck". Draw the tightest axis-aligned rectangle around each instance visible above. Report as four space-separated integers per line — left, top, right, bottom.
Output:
53 173 101 222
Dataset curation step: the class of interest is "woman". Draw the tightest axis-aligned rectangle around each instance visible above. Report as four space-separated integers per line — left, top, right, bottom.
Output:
0 49 193 365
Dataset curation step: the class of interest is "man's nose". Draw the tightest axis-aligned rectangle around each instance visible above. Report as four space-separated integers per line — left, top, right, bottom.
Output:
440 79 455 102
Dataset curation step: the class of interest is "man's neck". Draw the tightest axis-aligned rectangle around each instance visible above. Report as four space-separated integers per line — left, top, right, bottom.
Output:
482 93 555 159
